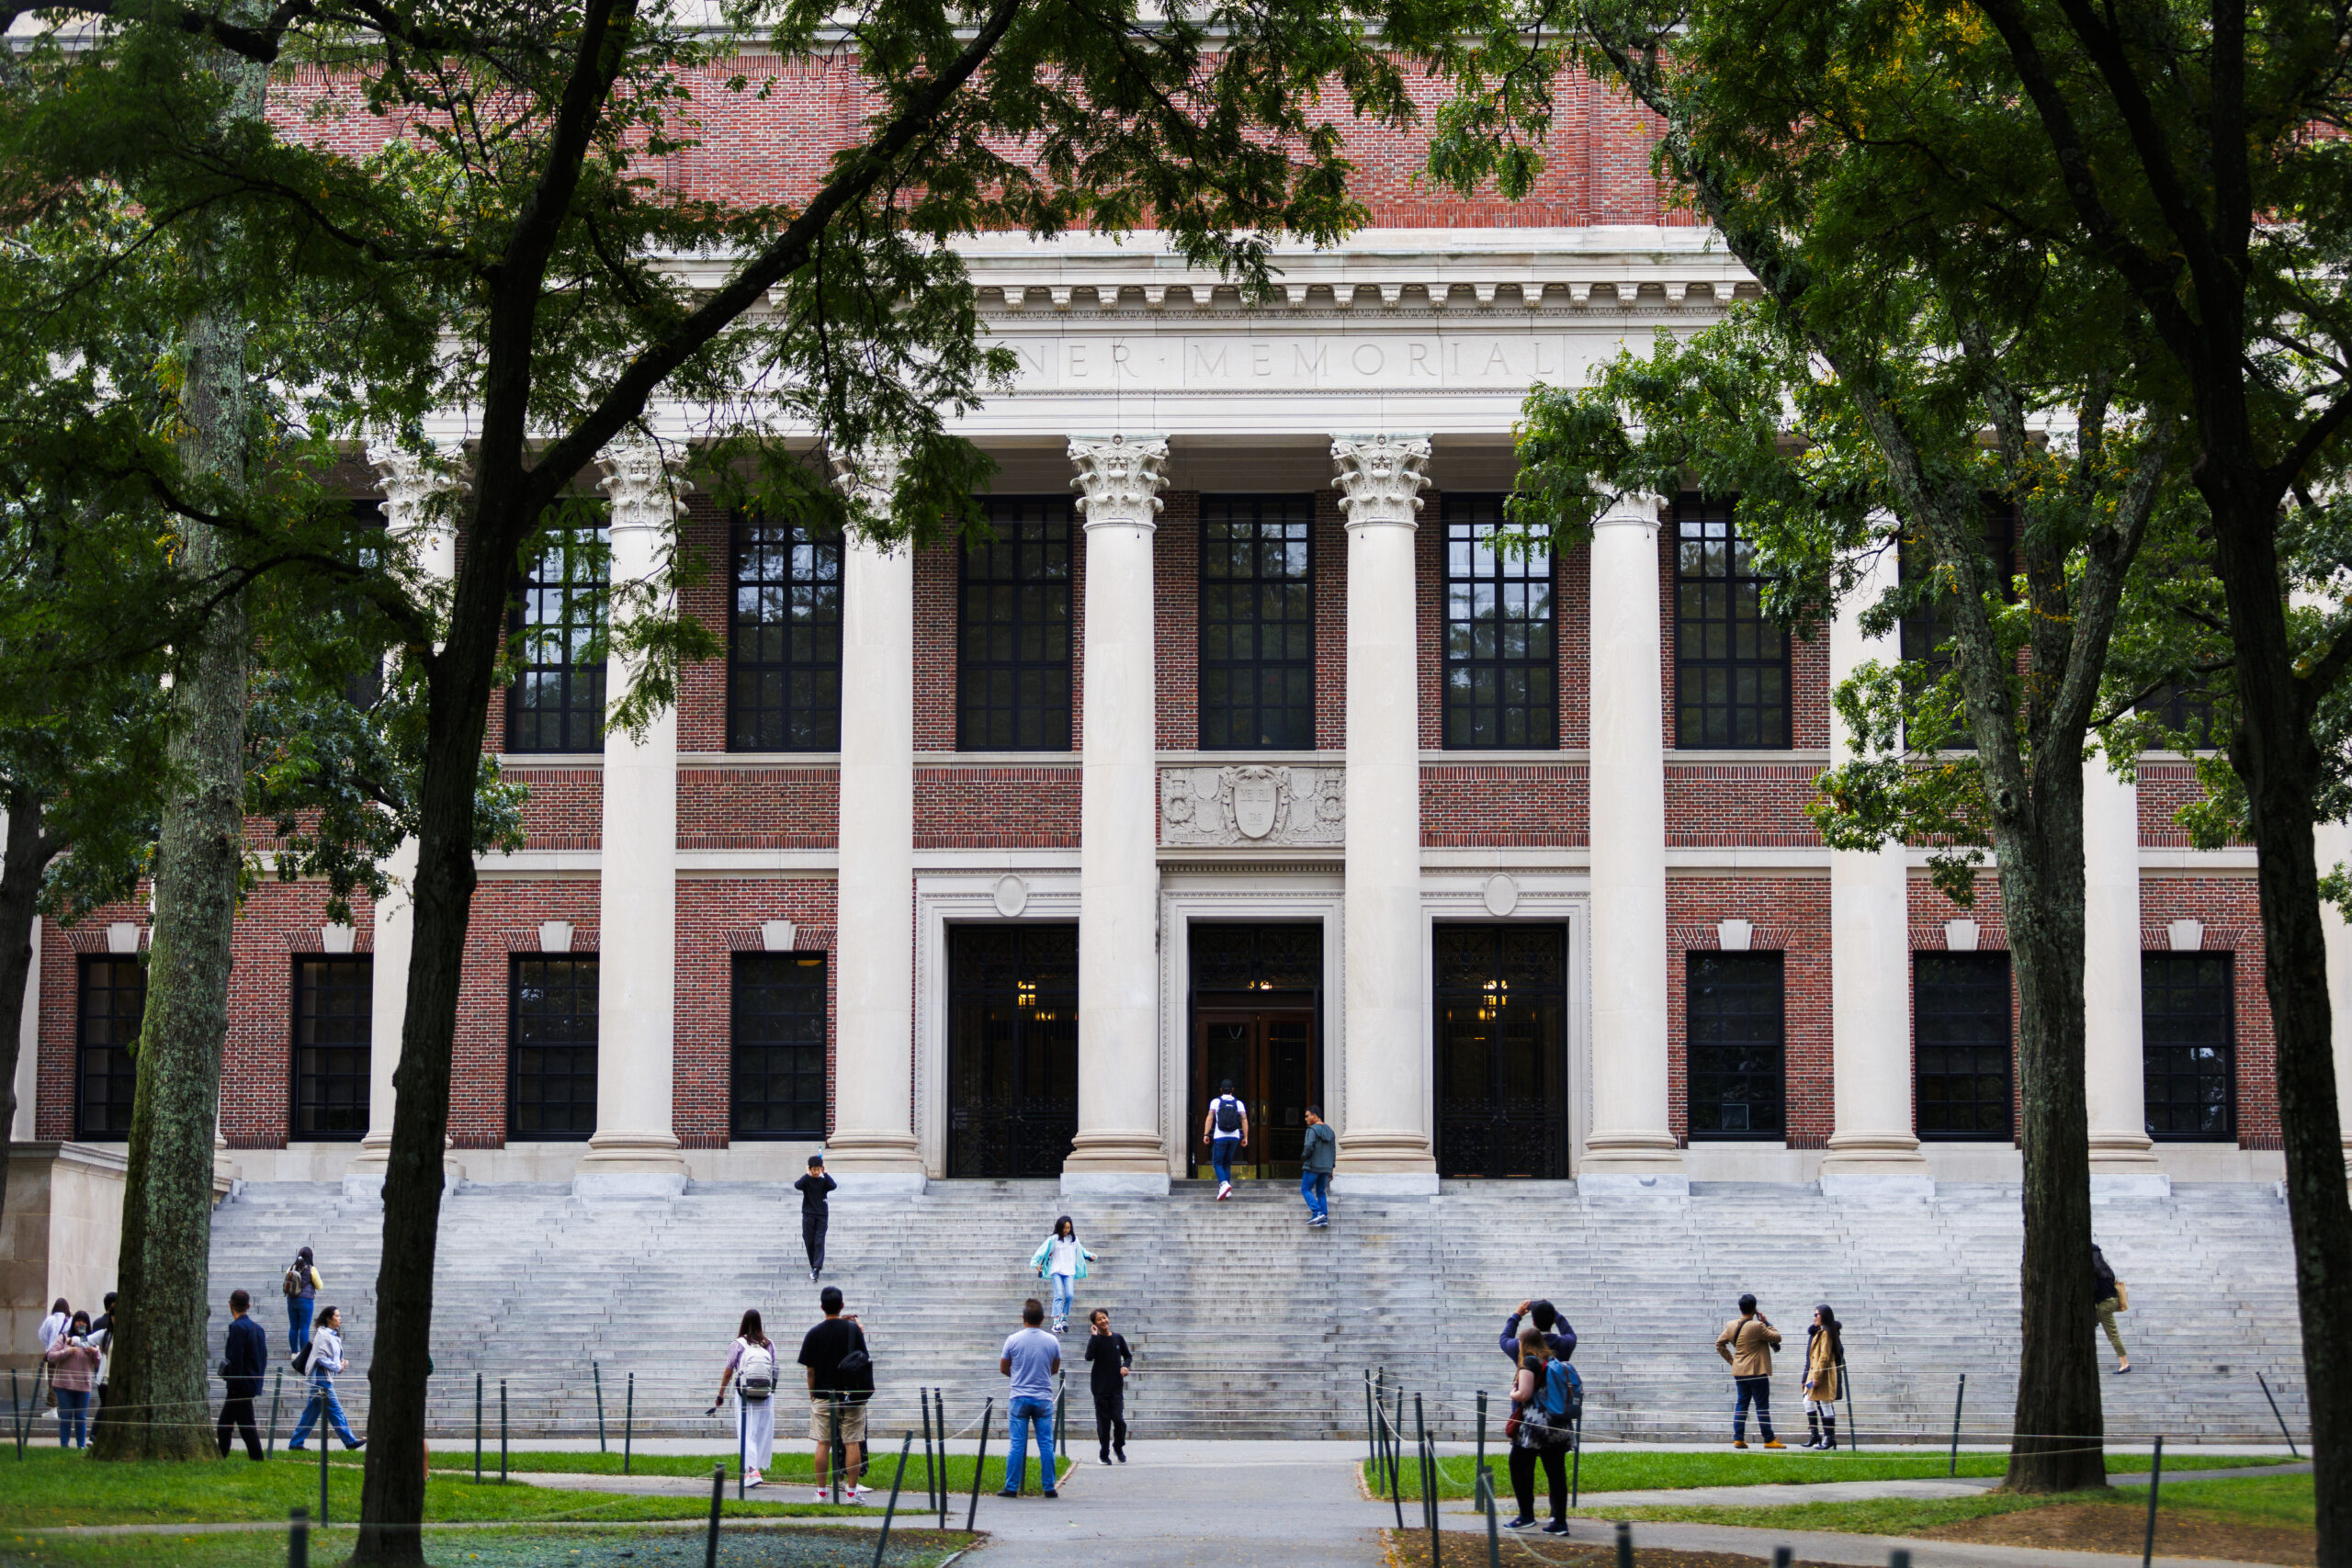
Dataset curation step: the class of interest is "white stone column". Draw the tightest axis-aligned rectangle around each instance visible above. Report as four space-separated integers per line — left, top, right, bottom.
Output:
2319 819 2352 1187
2086 759 2166 1192
5 812 37 1144
1331 434 1438 1193
1065 435 1172 1195
1582 491 1685 1193
346 443 466 1196
823 452 926 1196
573 437 691 1196
1819 536 1932 1195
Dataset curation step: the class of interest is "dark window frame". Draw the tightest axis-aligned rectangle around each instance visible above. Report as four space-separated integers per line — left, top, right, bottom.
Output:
1673 493 1792 750
727 515 843 752
729 951 829 1141
1685 951 1787 1141
944 921 1080 1178
1442 492 1557 750
289 954 373 1142
74 953 144 1143
1198 494 1317 750
1431 922 1571 1179
504 521 608 754
1914 952 2016 1142
957 498 1074 751
507 954 599 1142
2143 952 2236 1143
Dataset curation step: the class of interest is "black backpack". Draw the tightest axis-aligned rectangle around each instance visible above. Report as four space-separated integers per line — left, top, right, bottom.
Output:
1214 1097 1242 1134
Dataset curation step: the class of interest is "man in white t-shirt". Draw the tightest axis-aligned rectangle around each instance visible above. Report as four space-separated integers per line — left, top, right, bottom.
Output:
996 1299 1062 1498
1201 1080 1249 1201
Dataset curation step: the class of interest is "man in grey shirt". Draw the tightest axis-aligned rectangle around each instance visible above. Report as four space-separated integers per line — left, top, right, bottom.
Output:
997 1299 1062 1497
1300 1106 1336 1228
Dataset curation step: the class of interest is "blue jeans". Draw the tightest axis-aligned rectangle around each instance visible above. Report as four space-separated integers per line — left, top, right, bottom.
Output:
290 1380 357 1448
288 1296 313 1355
1733 1376 1774 1442
1211 1137 1241 1187
1049 1273 1076 1325
1002 1394 1056 1495
1300 1169 1330 1220
55 1388 89 1448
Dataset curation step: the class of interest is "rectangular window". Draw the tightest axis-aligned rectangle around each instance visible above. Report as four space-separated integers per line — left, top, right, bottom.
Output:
1900 507 2016 671
1443 494 1556 749
74 954 144 1142
729 517 842 751
1199 496 1317 749
958 498 1073 750
508 956 598 1140
731 953 828 1140
2143 953 2235 1141
1915 952 2014 1140
1685 952 1785 1140
1674 494 1789 748
505 524 607 753
291 956 372 1141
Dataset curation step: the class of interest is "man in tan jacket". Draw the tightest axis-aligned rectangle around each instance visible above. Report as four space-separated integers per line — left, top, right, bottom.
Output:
1714 1293 1784 1449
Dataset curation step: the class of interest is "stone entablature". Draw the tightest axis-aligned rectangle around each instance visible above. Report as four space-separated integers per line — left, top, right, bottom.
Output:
1159 763 1345 849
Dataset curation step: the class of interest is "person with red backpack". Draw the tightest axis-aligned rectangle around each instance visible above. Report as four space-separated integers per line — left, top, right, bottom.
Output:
1502 1327 1575 1534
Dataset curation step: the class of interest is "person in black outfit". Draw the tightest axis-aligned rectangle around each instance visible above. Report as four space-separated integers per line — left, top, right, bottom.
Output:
795 1155 837 1281
216 1289 269 1460
90 1292 118 1410
1498 1299 1576 1362
1082 1308 1132 1464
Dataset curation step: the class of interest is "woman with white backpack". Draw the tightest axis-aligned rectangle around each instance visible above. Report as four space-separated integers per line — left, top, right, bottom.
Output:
713 1309 780 1488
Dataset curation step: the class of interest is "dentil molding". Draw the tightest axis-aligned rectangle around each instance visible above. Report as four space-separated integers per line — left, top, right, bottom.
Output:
1160 763 1344 848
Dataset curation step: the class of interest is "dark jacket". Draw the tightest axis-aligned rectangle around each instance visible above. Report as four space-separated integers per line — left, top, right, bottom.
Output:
1301 1122 1337 1174
2092 1250 2119 1305
1083 1330 1133 1400
1499 1310 1577 1362
220 1314 269 1398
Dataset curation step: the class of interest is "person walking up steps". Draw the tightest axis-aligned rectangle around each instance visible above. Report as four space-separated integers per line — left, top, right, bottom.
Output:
1203 1079 1248 1200
217 1289 269 1461
1800 1303 1842 1449
714 1309 779 1488
283 1246 322 1354
997 1299 1061 1498
1716 1292 1782 1449
795 1156 836 1281
287 1305 365 1451
1299 1106 1335 1227
1031 1216 1094 1334
2093 1243 2131 1373
1083 1307 1132 1464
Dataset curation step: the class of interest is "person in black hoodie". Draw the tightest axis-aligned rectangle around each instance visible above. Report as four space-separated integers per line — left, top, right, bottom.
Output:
795 1156 837 1281
1498 1300 1577 1362
1083 1308 1132 1464
2092 1244 2129 1372
216 1290 270 1460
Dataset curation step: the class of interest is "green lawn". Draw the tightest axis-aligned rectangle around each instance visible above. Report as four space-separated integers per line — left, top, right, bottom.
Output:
1361 1447 2290 1501
1569 1473 2315 1537
419 1447 1071 1494
0 1523 974 1568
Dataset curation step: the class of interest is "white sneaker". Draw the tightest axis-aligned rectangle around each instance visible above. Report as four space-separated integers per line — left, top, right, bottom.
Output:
814 1489 831 1504
851 1483 876 1497
1217 1182 1232 1201
747 1472 763 1488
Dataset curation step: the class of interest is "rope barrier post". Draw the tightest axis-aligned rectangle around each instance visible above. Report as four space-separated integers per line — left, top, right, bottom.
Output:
499 1378 508 1483
1571 1419 1582 1508
1481 1464 1500 1568
9 1368 20 1458
288 1506 309 1568
1948 1372 1965 1476
1386 1395 1404 1530
1615 1518 1634 1568
704 1462 723 1568
966 1398 993 1532
319 1407 330 1527
1366 1370 1377 1470
1774 1548 1792 1568
1475 1390 1487 1515
1889 1550 1911 1568
473 1373 481 1482
738 1394 747 1501
594 1360 606 1454
267 1369 283 1459
2256 1372 2301 1459
2143 1435 2164 1568
1424 1432 1441 1568
921 1382 936 1516
624 1371 635 1474
830 1397 843 1505
1839 1360 1857 1450
936 1390 950 1531
871 1429 914 1568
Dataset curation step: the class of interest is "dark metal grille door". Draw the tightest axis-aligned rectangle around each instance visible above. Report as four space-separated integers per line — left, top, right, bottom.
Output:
2143 953 2235 1140
958 499 1073 750
731 953 827 1139
291 956 372 1140
947 923 1079 1177
506 525 608 753
1443 494 1556 748
1685 952 1785 1139
509 956 599 1140
75 955 144 1142
1915 953 2013 1140
1199 495 1315 749
1434 924 1568 1178
729 518 842 750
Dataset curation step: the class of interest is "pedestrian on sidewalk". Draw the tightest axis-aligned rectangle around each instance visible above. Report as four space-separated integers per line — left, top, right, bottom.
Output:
89 1292 117 1412
288 1305 365 1451
1498 1300 1577 1363
1800 1303 1842 1449
283 1246 322 1354
1030 1215 1094 1334
1299 1106 1335 1227
1202 1079 1249 1201
715 1309 779 1488
997 1298 1061 1498
217 1289 269 1461
36 1298 68 1354
2093 1243 2130 1373
795 1155 836 1281
1503 1326 1574 1534
796 1286 871 1502
1083 1307 1132 1465
43 1312 98 1450
1715 1292 1782 1449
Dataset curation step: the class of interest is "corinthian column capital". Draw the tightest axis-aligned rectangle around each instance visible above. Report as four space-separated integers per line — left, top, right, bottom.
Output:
829 447 902 513
1331 433 1432 528
596 434 691 539
367 440 469 548
1069 434 1170 529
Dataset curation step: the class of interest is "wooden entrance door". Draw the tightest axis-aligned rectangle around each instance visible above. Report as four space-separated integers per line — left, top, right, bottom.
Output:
1193 1009 1316 1179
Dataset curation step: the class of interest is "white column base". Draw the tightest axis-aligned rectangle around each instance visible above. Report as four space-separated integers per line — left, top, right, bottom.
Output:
819 1130 927 1200
343 1161 465 1201
1063 1130 1171 1180
1329 1170 1440 1197
1817 1131 1933 1197
1061 1170 1172 1198
826 1171 929 1201
1577 1171 1690 1197
571 1130 690 1198
1818 1171 1935 1199
1333 1128 1438 1179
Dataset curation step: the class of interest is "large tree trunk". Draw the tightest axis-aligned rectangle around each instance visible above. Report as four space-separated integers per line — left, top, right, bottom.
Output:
0 783 58 1225
91 51 262 1458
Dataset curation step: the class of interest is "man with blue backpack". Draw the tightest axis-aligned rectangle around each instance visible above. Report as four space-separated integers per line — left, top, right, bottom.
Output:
1503 1327 1577 1533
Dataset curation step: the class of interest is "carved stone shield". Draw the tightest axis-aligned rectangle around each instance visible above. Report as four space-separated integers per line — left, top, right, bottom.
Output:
1231 770 1282 839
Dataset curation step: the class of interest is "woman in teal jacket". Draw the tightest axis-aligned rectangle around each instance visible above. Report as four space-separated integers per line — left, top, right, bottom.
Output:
1031 1216 1096 1334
